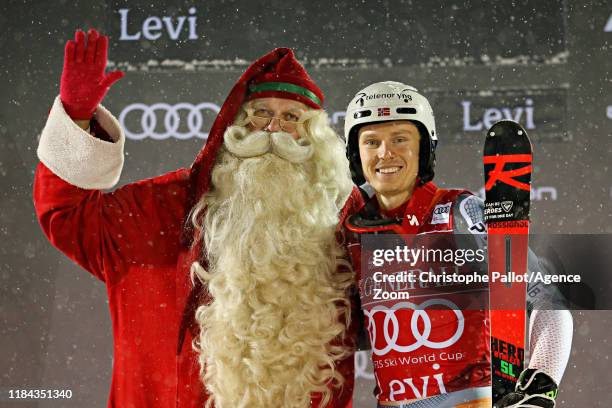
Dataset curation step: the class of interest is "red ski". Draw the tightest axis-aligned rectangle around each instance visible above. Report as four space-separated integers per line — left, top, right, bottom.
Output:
483 120 532 403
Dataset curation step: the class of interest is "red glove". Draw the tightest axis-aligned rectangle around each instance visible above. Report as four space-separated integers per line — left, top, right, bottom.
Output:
60 28 124 120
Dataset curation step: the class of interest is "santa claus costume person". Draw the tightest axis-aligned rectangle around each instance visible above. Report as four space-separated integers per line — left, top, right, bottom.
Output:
34 28 362 408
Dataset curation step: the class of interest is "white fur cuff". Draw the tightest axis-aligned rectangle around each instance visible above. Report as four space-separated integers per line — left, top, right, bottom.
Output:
37 95 125 190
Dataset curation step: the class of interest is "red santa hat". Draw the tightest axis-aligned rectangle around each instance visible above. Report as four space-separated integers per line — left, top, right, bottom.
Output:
244 50 323 109
183 48 323 246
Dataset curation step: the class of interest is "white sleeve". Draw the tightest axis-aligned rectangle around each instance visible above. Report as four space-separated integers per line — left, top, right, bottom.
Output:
527 309 573 384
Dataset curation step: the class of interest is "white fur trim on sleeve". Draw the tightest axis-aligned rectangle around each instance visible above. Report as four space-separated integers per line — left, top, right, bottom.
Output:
37 95 125 190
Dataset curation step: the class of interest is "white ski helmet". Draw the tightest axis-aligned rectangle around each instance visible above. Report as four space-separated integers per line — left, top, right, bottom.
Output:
344 81 438 185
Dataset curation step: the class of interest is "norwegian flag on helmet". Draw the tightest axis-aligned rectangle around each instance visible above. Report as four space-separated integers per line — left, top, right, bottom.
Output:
377 107 390 116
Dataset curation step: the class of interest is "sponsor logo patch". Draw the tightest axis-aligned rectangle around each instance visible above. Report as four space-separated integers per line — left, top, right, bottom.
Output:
431 202 452 225
406 214 419 226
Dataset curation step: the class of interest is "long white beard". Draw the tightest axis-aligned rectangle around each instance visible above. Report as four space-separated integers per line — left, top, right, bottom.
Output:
192 123 354 408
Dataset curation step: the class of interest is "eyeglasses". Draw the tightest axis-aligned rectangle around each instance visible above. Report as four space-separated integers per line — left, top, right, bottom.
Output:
246 110 305 133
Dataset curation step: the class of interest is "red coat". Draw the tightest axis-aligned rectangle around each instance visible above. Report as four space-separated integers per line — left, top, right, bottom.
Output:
34 95 363 407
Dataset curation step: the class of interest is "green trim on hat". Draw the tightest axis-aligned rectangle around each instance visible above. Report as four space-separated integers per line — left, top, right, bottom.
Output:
249 82 321 106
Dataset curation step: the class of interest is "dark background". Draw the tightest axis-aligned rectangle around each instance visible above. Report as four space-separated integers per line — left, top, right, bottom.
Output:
1 0 610 406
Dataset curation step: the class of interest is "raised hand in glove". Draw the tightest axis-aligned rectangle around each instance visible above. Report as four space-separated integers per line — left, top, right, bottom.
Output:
494 369 558 408
60 28 124 120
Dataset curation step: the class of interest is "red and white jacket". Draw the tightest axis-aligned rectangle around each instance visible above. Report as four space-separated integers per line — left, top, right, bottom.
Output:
344 182 491 403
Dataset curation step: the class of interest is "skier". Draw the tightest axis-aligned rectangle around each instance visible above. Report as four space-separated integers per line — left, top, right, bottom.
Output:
342 81 573 407
33 28 361 407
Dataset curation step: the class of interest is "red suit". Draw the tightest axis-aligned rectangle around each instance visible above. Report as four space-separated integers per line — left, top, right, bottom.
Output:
34 48 360 408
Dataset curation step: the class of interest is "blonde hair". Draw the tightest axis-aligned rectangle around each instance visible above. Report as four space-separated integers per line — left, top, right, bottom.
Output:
190 105 355 408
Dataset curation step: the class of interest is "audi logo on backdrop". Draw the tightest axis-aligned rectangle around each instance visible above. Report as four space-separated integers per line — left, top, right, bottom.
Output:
119 102 220 140
119 104 345 141
364 299 464 357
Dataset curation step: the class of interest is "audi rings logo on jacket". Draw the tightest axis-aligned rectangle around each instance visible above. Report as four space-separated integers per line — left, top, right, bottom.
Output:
364 299 464 356
434 205 450 215
119 102 221 140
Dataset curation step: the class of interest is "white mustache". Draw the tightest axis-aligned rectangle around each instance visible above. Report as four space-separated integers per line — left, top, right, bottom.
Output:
223 126 314 164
